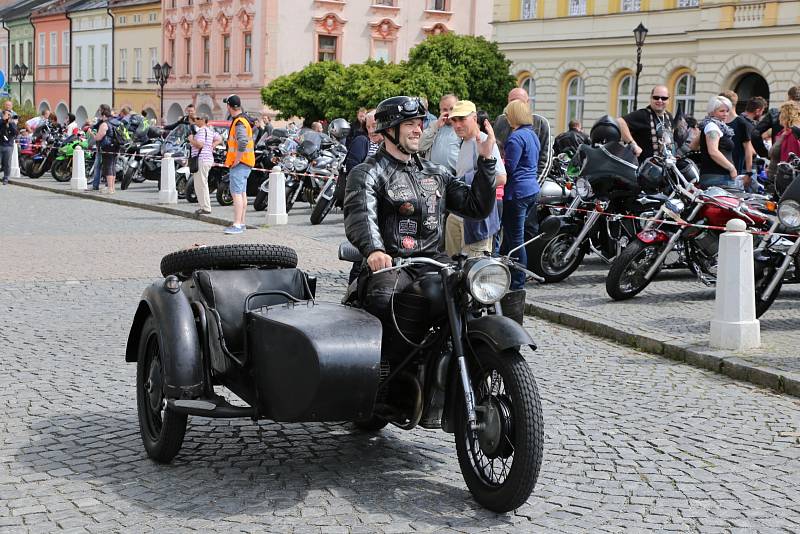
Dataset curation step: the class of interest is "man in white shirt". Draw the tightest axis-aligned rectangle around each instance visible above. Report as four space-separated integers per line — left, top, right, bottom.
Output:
418 93 460 175
26 109 51 133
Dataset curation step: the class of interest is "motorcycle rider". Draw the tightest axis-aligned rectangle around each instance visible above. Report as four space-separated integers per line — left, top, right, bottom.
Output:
343 96 499 362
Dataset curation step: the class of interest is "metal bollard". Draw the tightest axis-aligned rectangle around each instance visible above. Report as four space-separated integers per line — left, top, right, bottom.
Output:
158 153 178 204
10 141 21 178
70 145 88 190
709 218 761 350
266 165 288 225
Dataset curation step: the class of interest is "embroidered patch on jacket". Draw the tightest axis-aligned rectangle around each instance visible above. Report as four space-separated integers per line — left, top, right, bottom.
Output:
401 236 416 249
399 219 418 235
423 215 438 230
419 176 438 193
425 195 438 214
398 202 415 216
387 176 415 202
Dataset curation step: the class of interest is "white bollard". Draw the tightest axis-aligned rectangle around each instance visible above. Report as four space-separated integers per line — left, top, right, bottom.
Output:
70 146 88 190
266 165 288 225
10 142 21 178
710 219 761 350
158 153 178 204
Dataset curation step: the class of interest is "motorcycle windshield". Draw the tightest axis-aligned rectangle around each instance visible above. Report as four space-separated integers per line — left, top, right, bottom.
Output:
164 124 190 154
298 132 322 158
780 172 800 203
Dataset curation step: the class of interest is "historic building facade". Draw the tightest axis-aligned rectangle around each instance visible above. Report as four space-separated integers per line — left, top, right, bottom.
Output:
2 0 38 106
109 0 161 118
161 0 493 120
68 0 113 125
493 0 800 132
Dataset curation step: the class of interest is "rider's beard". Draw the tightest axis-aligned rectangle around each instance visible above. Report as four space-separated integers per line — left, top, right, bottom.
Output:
402 135 420 154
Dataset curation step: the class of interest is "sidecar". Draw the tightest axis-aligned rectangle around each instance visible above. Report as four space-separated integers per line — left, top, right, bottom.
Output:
125 244 383 463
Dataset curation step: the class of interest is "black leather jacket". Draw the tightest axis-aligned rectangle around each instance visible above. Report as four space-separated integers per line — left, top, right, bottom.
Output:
344 147 497 258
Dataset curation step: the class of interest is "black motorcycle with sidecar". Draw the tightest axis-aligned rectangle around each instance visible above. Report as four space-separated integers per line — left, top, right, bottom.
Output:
126 225 557 512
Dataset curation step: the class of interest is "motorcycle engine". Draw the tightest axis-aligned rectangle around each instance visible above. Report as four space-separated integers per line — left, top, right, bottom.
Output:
691 230 719 275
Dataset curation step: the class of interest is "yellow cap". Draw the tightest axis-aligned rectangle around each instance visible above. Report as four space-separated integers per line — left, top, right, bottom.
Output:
449 100 477 118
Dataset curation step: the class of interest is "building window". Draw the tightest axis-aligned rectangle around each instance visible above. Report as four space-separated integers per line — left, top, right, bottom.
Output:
88 45 95 80
202 36 210 74
520 76 535 112
27 41 33 69
62 32 69 64
372 39 390 62
617 74 634 116
170 0 175 7
674 73 696 116
74 46 81 80
102 44 109 80
134 48 142 81
429 0 447 10
184 37 191 74
569 0 587 16
222 35 230 73
119 48 127 81
565 74 584 126
133 14 141 23
678 0 698 6
50 32 57 65
0 46 6 72
621 0 640 11
39 33 45 65
168 39 175 67
119 16 126 24
374 0 395 5
318 35 337 62
521 0 536 19
10 44 15 69
149 48 158 81
243 33 252 73
149 13 157 22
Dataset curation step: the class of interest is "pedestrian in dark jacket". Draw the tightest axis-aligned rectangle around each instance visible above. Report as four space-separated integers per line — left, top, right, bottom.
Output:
0 109 17 185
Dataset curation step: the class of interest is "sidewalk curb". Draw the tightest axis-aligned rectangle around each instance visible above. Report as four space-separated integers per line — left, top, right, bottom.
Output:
9 179 259 229
524 300 800 398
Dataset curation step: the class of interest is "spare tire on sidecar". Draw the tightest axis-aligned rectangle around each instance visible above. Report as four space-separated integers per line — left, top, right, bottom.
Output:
126 243 383 463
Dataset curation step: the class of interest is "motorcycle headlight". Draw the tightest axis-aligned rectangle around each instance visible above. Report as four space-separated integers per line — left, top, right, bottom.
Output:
293 156 308 172
465 259 511 305
665 199 684 214
778 200 800 230
575 178 593 199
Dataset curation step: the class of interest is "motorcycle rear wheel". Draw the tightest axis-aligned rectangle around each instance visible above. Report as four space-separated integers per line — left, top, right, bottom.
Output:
455 345 543 513
28 158 50 179
253 189 268 212
185 177 198 203
176 175 188 200
216 183 233 206
606 240 662 300
51 158 72 182
528 230 586 283
136 316 188 463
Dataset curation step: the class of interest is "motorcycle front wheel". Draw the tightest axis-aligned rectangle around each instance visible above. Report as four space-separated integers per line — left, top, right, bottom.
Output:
18 155 32 176
216 182 233 206
185 176 198 203
310 195 334 225
51 158 72 182
28 158 50 179
606 240 662 300
455 345 543 513
253 189 268 212
285 183 301 213
175 174 188 200
754 266 783 318
528 229 586 283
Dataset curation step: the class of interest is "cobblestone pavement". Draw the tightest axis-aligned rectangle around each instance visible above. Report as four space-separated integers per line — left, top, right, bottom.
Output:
2 185 800 533
526 255 800 376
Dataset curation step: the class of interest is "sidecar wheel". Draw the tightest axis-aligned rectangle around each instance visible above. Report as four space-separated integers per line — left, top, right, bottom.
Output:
160 243 298 279
455 345 543 513
136 316 187 463
353 416 388 432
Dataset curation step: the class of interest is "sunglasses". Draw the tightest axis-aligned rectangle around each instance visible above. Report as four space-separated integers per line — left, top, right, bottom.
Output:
651 96 670 101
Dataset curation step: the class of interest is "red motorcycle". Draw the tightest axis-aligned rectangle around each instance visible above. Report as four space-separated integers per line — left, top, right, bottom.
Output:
605 151 771 300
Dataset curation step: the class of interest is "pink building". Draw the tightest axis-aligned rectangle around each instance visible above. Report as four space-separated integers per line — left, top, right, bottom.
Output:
161 0 491 121
32 0 80 121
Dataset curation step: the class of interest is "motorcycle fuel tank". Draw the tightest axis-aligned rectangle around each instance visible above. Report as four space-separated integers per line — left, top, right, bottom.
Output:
538 179 573 205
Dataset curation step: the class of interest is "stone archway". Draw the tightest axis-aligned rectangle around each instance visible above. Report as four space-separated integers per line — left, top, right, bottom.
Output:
55 102 69 122
75 106 88 126
166 102 183 123
142 108 156 120
196 103 212 119
733 71 770 113
38 100 50 113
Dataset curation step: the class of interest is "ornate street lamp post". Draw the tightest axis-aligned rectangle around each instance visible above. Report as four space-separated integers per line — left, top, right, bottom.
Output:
632 22 648 111
153 62 172 121
12 63 28 103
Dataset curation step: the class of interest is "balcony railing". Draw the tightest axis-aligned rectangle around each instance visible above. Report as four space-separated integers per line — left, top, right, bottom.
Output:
734 2 765 28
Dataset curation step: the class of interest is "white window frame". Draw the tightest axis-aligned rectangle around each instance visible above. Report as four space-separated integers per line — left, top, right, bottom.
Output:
520 76 535 112
39 33 45 65
50 32 57 65
243 33 252 73
565 75 584 126
674 73 696 117
119 48 127 81
621 0 640 12
102 44 109 80
678 0 698 7
222 35 230 73
134 48 142 81
617 74 635 116
62 32 69 64
75 46 82 80
569 0 587 16
521 0 536 19
88 45 95 80
149 47 158 81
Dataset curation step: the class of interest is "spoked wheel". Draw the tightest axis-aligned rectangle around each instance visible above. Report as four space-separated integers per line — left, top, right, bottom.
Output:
310 195 334 224
455 345 543 513
51 159 72 182
606 240 662 300
176 175 188 199
136 316 188 463
528 230 586 283
253 189 268 211
216 182 233 206
285 183 301 213
754 266 782 318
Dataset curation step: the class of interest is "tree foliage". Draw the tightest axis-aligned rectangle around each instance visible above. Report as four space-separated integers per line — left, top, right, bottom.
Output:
261 34 516 122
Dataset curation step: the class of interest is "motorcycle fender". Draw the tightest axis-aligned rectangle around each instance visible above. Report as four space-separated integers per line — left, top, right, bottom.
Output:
753 248 784 278
466 314 537 353
125 281 204 399
259 179 270 193
637 229 669 244
177 167 190 177
319 179 336 200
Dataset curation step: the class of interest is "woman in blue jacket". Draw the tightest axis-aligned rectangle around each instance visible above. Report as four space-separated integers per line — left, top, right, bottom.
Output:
501 100 541 290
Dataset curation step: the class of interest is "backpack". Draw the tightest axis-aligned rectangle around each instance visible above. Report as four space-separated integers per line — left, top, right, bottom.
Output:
101 118 129 149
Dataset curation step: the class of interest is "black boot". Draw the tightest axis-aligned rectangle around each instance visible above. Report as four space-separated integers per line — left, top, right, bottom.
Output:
500 289 527 325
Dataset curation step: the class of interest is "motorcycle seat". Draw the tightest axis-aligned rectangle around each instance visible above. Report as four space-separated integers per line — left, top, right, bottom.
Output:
193 268 311 362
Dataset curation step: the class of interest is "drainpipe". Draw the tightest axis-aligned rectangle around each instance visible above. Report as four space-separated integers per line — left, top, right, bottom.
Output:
67 11 72 111
107 4 114 109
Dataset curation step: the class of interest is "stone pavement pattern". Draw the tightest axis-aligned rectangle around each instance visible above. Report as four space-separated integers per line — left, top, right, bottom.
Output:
2 186 800 533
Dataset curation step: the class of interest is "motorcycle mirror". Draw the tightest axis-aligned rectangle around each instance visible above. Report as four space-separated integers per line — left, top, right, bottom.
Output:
539 216 561 240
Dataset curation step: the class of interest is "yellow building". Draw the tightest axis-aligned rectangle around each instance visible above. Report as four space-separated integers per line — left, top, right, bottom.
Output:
109 0 161 119
493 0 800 132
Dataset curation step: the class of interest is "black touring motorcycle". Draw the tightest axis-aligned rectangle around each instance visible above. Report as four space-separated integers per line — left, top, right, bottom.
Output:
126 221 559 512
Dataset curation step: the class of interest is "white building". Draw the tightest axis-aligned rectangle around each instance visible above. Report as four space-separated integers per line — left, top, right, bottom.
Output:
68 0 113 125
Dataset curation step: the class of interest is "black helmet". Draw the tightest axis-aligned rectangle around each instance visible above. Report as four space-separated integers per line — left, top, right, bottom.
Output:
374 96 427 134
590 115 621 145
637 157 665 193
676 157 700 184
328 118 351 142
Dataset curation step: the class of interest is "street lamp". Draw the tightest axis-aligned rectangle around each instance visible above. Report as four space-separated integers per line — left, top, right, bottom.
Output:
632 22 648 110
12 63 28 103
153 62 172 121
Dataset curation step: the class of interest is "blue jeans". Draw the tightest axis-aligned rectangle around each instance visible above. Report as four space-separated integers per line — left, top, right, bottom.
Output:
492 199 503 255
229 163 250 194
501 193 539 290
699 173 734 189
91 151 103 189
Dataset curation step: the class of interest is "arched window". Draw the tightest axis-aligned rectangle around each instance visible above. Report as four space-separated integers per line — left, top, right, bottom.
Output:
674 73 696 116
617 74 634 116
520 76 535 112
565 75 584 126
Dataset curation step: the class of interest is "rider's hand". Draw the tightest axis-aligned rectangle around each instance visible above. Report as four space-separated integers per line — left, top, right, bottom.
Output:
631 143 642 157
436 114 448 129
367 251 393 272
729 167 738 179
477 120 496 159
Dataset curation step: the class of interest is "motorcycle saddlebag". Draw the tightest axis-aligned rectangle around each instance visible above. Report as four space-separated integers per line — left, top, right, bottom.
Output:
246 302 382 422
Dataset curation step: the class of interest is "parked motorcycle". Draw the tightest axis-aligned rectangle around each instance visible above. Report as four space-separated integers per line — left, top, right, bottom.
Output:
252 136 299 211
50 134 94 182
309 142 347 224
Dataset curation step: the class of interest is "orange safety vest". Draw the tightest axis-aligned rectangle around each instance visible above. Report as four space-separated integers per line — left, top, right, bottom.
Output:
225 115 255 168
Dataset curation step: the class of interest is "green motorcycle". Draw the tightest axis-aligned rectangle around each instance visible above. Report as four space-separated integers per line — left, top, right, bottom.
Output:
50 135 95 183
